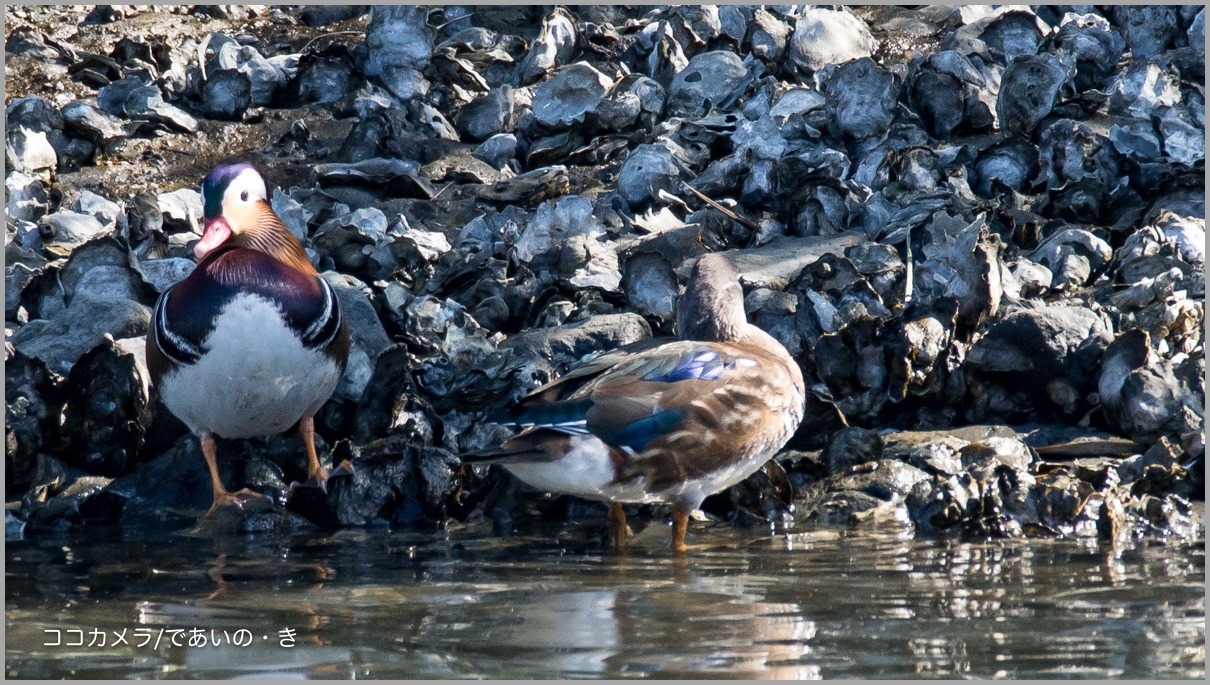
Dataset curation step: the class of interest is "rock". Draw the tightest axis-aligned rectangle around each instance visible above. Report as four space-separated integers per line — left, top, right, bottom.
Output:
501 313 652 378
74 190 125 232
322 272 391 403
157 188 204 233
617 142 687 208
363 5 433 76
137 257 194 292
38 211 109 252
6 126 57 173
914 214 1006 334
749 9 791 62
5 349 62 497
787 8 876 74
822 58 899 140
60 100 127 145
531 62 613 128
666 50 747 118
821 427 884 475
10 296 151 375
966 303 1113 419
5 171 50 223
474 133 518 169
997 54 1068 134
58 336 150 476
456 86 514 141
622 253 679 321
199 68 252 120
1111 6 1181 59
517 7 577 85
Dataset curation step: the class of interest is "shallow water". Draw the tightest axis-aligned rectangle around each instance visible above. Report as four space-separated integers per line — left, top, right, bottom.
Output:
5 515 1205 679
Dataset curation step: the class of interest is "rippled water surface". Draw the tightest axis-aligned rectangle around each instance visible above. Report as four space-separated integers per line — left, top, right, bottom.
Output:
6 514 1205 679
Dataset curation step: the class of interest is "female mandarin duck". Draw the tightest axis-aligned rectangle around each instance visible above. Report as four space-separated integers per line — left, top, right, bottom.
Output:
466 254 806 552
147 163 349 516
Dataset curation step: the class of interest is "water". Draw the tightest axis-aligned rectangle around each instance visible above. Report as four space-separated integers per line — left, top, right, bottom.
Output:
5 516 1205 679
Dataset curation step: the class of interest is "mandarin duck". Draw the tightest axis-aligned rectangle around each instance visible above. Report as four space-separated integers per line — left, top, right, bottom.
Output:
147 163 349 516
464 254 806 552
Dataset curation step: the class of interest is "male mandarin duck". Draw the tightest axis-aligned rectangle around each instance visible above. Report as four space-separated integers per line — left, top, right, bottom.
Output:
147 163 350 516
465 254 806 552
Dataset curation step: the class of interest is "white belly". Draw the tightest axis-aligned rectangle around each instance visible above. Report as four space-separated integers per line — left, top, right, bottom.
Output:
504 435 780 509
159 294 343 439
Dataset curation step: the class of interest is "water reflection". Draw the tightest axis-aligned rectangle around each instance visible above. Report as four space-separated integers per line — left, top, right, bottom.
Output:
4 517 1204 679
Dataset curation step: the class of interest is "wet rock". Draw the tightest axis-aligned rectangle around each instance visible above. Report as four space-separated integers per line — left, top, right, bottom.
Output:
797 458 929 528
5 349 62 497
787 8 876 75
25 475 123 533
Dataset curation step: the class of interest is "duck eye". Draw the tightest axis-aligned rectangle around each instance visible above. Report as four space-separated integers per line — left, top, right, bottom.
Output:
240 190 249 202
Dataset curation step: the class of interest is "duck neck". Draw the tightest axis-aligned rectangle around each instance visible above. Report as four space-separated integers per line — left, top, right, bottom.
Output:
234 203 316 276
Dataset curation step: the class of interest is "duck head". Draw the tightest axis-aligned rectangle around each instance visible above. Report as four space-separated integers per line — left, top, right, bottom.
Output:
676 253 748 342
195 163 314 273
196 163 267 259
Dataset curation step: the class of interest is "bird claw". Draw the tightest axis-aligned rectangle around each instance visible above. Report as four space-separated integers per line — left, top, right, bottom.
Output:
288 460 355 497
204 489 269 518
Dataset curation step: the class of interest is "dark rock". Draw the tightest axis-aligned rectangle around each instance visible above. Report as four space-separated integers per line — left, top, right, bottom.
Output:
5 348 62 497
57 336 150 477
821 427 885 475
822 58 898 140
997 54 1068 135
199 69 252 120
966 303 1113 419
666 50 747 118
